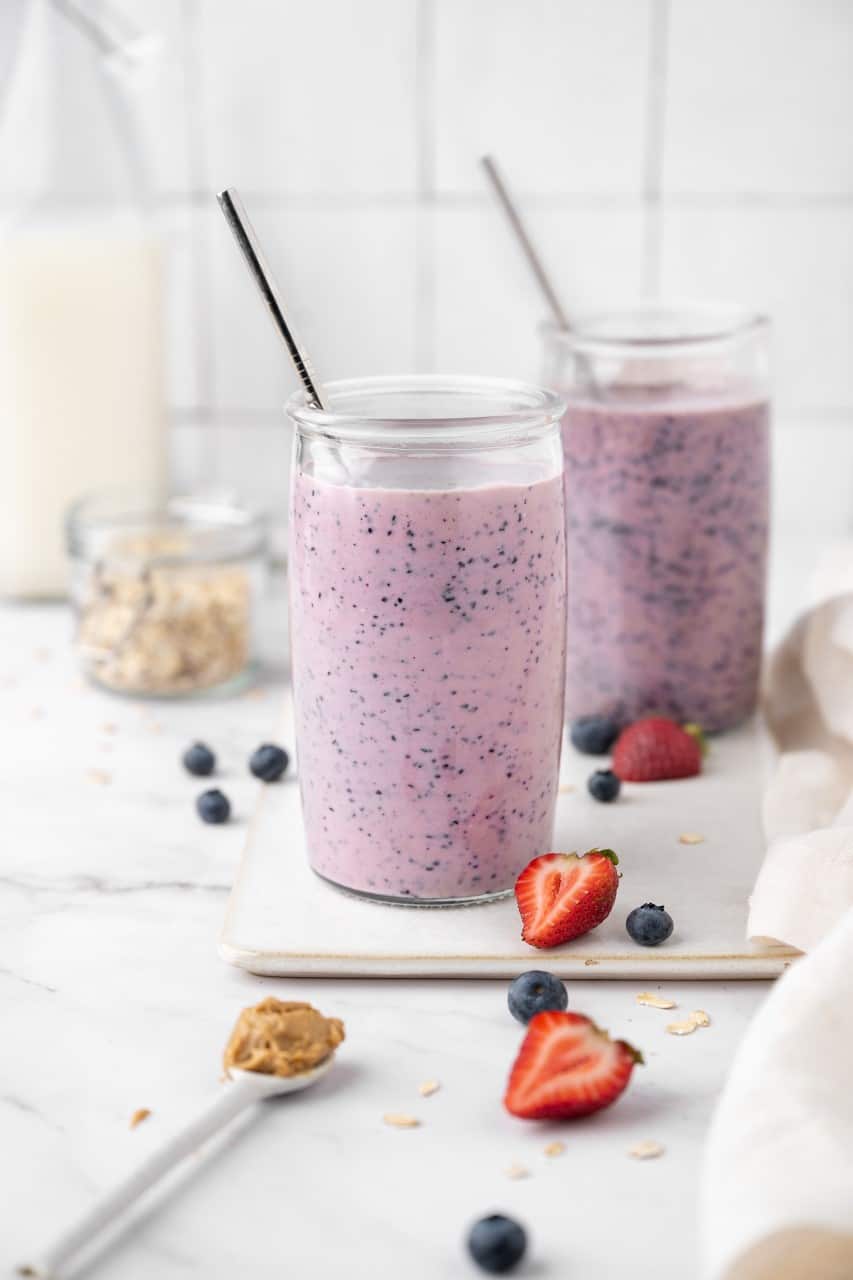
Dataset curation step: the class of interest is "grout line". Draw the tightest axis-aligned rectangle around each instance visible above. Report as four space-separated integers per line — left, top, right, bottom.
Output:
414 0 437 372
641 0 670 296
146 189 853 212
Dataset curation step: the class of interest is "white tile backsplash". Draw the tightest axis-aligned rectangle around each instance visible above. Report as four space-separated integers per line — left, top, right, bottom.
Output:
434 0 651 195
773 417 853 534
196 0 419 196
665 0 853 196
20 0 846 538
432 204 646 378
206 203 420 413
660 206 853 414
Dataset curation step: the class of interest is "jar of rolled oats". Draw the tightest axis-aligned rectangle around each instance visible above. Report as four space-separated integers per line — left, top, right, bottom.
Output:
67 493 267 697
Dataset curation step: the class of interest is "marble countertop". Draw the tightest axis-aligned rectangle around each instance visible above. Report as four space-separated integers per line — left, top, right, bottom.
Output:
1 601 772 1280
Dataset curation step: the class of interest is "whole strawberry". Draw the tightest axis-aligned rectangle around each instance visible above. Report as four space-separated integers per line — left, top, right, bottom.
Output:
612 717 702 782
504 1010 643 1119
515 849 620 949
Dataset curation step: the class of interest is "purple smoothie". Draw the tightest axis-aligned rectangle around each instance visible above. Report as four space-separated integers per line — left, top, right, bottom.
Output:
561 390 770 732
289 470 566 901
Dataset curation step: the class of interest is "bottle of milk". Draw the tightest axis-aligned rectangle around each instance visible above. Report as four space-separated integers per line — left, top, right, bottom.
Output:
0 0 167 598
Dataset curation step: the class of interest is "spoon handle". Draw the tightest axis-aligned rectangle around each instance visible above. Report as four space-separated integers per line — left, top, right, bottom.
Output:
24 1075 259 1279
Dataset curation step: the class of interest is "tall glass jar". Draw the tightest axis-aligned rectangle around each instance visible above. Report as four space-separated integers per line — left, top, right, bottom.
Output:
288 376 567 905
542 303 771 734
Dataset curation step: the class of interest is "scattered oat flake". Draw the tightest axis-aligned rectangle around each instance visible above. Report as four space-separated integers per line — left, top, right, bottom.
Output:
544 1141 565 1157
558 783 575 794
688 1009 711 1028
129 1108 151 1129
418 1080 440 1097
666 1020 698 1036
629 1140 664 1160
505 1162 529 1180
636 991 676 1010
679 832 705 845
101 722 118 734
87 768 112 785
383 1113 420 1128
583 959 599 967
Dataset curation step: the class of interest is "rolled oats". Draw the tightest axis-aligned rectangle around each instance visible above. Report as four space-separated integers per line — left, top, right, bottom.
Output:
636 991 676 1010
628 1140 664 1159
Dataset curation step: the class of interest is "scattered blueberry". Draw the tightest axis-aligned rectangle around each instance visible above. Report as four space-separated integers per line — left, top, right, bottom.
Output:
587 768 621 803
249 743 290 783
508 970 568 1024
467 1215 527 1275
182 741 216 777
626 903 674 946
570 714 620 755
196 789 231 824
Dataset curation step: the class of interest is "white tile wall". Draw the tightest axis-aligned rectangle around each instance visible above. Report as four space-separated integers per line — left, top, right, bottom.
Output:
660 207 853 413
664 0 853 196
432 205 646 379
205 202 420 412
20 0 853 541
433 0 652 195
195 0 420 196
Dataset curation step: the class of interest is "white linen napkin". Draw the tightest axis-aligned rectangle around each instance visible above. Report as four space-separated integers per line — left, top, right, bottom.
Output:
702 542 853 1278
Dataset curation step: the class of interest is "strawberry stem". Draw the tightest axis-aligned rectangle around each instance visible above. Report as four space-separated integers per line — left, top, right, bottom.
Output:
588 847 619 866
683 722 708 756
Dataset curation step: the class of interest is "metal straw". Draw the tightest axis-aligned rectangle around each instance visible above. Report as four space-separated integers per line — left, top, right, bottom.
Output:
480 155 571 332
216 188 328 410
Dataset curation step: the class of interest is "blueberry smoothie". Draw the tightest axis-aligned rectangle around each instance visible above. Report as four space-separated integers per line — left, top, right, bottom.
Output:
561 389 770 731
289 471 567 901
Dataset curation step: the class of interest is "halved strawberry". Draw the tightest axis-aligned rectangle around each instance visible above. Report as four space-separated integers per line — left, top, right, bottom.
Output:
504 1010 643 1119
515 849 620 949
612 717 702 782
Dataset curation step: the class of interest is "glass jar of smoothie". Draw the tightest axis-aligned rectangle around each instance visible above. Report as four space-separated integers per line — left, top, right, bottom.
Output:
288 376 567 905
542 303 770 734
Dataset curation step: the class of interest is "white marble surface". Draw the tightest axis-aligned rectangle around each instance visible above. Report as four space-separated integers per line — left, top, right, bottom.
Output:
1 602 772 1280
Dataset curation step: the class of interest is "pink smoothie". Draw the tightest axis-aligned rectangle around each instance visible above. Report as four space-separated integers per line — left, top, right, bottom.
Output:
289 470 567 901
561 389 770 732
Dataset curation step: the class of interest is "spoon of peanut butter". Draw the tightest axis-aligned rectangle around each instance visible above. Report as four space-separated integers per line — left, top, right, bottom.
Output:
22 999 344 1279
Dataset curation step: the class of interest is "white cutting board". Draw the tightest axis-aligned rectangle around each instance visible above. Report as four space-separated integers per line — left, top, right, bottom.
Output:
220 713 798 979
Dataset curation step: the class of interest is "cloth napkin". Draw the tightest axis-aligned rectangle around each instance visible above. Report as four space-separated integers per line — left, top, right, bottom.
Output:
702 543 853 1279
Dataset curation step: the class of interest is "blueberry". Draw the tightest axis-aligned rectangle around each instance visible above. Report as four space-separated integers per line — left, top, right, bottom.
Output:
467 1215 527 1275
570 715 620 755
249 743 290 783
196 789 231 824
587 769 621 803
182 742 215 777
508 970 568 1024
626 903 674 946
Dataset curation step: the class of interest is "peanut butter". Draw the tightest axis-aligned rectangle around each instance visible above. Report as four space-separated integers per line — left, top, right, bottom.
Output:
223 998 345 1078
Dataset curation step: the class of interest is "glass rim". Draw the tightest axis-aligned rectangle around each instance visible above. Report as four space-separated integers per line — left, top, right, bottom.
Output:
541 299 770 356
286 375 566 445
66 491 269 566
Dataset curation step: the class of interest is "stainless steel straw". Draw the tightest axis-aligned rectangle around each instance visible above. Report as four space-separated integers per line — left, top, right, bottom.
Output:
480 154 572 332
217 188 328 410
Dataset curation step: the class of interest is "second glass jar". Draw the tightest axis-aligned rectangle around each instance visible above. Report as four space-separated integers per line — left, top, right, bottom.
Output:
542 303 771 734
288 376 567 905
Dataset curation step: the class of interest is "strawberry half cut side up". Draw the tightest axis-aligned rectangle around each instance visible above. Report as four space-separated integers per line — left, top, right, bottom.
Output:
504 1011 643 1120
515 849 620 949
612 717 702 783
